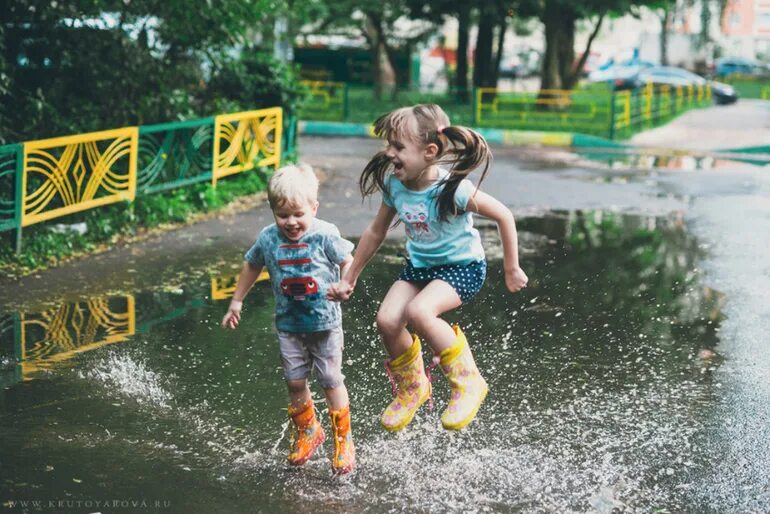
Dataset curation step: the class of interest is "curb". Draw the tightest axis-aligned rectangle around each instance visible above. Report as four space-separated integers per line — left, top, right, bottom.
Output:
299 121 577 148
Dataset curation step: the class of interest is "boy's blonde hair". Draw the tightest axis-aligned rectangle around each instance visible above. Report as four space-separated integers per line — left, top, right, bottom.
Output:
267 163 319 209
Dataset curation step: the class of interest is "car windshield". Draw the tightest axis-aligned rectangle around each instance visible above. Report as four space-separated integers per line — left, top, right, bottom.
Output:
638 67 706 85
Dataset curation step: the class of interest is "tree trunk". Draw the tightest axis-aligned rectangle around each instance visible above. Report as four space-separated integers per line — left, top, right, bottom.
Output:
540 0 564 92
365 13 396 100
455 4 470 102
473 8 495 88
556 15 575 89
492 16 507 86
660 9 671 65
564 12 604 90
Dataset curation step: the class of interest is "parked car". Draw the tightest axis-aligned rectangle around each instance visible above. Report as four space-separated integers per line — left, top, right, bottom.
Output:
613 66 738 105
587 56 656 85
713 57 769 78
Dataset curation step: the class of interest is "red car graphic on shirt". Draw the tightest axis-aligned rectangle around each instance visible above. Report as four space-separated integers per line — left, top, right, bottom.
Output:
280 276 319 300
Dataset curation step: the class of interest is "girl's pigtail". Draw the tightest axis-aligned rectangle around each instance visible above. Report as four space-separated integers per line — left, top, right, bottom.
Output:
360 150 392 198
359 111 395 199
435 126 492 221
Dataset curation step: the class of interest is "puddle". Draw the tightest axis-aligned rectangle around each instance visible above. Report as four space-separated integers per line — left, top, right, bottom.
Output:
0 210 745 512
575 147 769 170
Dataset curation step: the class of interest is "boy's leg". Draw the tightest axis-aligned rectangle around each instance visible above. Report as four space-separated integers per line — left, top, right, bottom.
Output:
287 379 312 411
310 327 355 474
376 280 422 358
323 383 349 411
279 331 325 466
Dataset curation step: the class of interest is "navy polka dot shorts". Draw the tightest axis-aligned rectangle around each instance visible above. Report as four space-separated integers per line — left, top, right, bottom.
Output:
399 258 487 302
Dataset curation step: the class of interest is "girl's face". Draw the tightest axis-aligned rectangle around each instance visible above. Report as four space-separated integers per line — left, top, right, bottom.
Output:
385 135 436 183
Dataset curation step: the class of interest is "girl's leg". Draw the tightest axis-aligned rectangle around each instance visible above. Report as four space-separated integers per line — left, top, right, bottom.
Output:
404 280 462 354
376 280 423 358
286 379 312 411
406 280 488 431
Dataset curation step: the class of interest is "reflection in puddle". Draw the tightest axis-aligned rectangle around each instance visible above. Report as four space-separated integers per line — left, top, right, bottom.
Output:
0 210 746 512
576 147 769 170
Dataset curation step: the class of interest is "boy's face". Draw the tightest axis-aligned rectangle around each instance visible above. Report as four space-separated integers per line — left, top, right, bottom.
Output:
273 198 318 241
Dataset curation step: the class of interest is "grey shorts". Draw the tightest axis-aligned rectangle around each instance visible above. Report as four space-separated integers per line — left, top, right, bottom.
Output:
277 326 345 389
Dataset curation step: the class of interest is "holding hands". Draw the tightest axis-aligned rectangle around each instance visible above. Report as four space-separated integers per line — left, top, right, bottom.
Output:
327 279 356 302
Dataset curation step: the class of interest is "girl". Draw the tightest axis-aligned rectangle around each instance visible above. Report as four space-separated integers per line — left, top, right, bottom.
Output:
329 104 528 431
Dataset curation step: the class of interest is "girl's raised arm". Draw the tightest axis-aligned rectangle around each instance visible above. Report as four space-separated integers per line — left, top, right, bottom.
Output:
331 202 397 301
466 190 528 293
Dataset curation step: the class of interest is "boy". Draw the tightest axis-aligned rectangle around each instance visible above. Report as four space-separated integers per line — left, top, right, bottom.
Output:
221 164 355 474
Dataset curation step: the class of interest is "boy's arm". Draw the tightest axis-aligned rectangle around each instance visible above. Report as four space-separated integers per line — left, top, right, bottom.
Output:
327 255 354 301
221 261 264 329
466 190 528 293
332 202 396 301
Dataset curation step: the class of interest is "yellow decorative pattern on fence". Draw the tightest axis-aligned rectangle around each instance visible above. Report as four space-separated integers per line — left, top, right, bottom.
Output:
212 107 283 187
21 128 138 227
19 295 135 379
210 270 270 300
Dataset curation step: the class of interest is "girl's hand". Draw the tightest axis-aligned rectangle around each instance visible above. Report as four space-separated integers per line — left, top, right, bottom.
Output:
505 267 528 293
221 300 243 329
326 279 356 302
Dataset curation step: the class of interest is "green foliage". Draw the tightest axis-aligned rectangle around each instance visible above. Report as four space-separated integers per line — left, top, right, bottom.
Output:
0 2 305 142
204 49 306 118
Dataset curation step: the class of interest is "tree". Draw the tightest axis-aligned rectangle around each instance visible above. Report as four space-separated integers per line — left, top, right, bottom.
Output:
0 0 304 141
532 0 665 96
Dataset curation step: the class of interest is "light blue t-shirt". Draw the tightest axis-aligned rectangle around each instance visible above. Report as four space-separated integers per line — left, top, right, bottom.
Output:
382 168 485 268
244 218 354 332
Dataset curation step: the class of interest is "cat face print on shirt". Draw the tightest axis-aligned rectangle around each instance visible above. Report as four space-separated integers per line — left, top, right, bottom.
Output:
402 202 437 242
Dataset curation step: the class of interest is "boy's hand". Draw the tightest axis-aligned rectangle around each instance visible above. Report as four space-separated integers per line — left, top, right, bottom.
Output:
221 300 243 329
505 266 528 293
326 279 355 302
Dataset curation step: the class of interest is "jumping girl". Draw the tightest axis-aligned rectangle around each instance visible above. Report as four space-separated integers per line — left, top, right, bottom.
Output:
328 104 528 431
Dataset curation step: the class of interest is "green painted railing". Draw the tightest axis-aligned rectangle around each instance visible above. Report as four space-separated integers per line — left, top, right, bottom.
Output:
137 117 216 194
0 110 297 254
720 76 770 99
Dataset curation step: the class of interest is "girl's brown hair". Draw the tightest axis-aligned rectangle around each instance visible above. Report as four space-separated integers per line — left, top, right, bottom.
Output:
360 104 492 221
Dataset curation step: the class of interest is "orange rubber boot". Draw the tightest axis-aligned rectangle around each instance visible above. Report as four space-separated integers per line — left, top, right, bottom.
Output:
287 400 325 466
329 405 356 475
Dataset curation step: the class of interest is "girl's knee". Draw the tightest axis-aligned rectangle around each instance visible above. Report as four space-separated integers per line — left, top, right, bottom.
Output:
376 309 405 336
405 300 432 329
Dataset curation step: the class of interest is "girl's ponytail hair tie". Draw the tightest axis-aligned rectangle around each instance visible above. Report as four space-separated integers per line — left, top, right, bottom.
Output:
437 125 448 135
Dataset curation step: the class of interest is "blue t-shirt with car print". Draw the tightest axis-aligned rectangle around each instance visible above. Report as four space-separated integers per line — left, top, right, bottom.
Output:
244 218 354 332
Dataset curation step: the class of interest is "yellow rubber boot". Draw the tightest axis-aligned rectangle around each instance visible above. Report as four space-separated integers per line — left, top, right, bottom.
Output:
439 326 488 430
380 335 432 432
287 400 325 466
329 405 356 474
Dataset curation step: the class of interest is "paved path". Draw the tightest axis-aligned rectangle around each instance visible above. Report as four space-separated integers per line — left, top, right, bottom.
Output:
629 99 770 151
1 99 767 310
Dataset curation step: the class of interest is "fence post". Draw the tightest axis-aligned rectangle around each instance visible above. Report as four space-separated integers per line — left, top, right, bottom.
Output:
14 144 24 256
343 83 349 121
608 91 616 140
472 87 478 126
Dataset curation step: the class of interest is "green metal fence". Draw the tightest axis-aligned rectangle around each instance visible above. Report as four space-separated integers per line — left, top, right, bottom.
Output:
298 81 718 141
720 76 770 99
0 144 23 234
137 117 216 194
0 109 297 254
